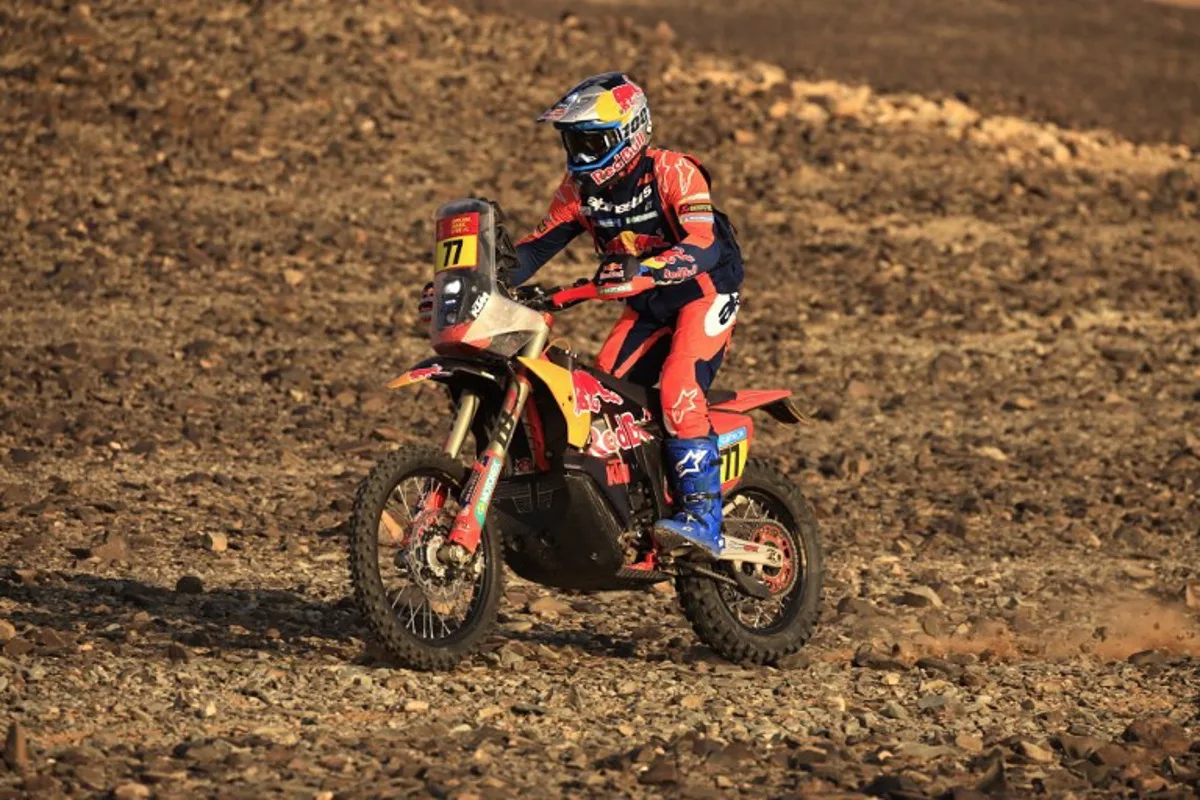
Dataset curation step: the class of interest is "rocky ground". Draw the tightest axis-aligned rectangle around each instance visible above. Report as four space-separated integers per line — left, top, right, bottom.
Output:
1 0 1199 798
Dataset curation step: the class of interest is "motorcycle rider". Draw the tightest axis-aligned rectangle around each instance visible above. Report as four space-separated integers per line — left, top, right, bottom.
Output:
506 72 745 560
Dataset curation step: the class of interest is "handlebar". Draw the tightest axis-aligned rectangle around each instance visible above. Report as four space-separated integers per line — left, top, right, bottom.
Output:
512 275 656 312
510 278 594 313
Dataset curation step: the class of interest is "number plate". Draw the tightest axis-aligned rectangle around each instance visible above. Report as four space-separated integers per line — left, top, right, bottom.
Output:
435 212 480 271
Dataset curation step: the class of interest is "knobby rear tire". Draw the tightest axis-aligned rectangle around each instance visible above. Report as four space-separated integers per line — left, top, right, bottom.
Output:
676 458 824 665
348 445 503 671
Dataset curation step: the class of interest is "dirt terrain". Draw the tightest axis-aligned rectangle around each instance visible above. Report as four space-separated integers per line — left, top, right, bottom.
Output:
463 0 1200 149
1 0 1199 798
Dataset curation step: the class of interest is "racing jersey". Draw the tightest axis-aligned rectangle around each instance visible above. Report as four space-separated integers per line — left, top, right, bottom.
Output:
512 148 744 322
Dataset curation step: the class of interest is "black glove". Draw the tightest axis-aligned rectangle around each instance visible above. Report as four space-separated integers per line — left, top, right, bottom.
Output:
594 255 644 286
418 281 435 324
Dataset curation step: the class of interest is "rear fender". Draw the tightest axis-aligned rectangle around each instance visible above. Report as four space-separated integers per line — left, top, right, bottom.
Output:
710 390 812 425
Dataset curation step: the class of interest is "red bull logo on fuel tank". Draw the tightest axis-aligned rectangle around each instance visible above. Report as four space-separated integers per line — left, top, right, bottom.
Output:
571 370 623 416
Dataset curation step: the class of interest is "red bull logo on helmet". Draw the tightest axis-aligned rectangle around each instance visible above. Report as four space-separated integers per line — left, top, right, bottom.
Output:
571 370 623 416
611 83 644 114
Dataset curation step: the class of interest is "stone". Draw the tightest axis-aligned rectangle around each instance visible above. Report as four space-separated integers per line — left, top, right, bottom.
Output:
790 748 827 766
36 628 69 650
917 693 946 712
1055 734 1104 760
638 756 678 785
526 596 571 617
167 643 191 663
3 638 34 657
7 449 38 466
1016 740 1055 763
1089 744 1131 766
915 656 961 678
776 652 811 670
853 644 908 671
1185 582 1200 610
973 445 1009 462
203 531 228 552
0 620 15 643
921 611 951 637
837 596 881 616
4 722 29 770
863 774 924 798
898 585 943 608
113 783 152 800
975 751 1009 795
1122 716 1191 755
795 102 830 127
404 700 430 713
175 575 204 594
1127 649 1169 666
955 733 984 753
89 531 128 562
654 20 676 45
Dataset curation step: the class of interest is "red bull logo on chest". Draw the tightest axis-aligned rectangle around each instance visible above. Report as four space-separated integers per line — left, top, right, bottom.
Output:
605 231 673 257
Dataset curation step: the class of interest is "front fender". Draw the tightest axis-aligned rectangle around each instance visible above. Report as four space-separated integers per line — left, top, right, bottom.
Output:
386 357 507 391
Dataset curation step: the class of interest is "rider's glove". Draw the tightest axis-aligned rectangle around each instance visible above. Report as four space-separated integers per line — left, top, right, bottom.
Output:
594 255 645 287
417 281 435 324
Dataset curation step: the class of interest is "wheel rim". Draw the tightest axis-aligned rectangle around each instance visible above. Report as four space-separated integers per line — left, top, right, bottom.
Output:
717 488 809 634
375 471 491 643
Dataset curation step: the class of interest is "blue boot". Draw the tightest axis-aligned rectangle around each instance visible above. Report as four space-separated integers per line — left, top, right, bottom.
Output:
654 437 725 559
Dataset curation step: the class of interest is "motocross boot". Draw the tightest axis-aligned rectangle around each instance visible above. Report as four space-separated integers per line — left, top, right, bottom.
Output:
654 436 726 559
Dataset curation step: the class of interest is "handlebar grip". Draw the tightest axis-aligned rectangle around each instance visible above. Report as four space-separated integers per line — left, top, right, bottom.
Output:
593 275 655 300
548 282 599 309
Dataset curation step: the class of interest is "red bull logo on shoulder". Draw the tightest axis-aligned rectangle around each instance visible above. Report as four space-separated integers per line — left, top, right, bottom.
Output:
571 370 623 416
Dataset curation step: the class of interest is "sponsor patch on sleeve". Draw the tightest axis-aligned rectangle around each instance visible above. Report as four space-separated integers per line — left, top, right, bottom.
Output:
678 202 714 216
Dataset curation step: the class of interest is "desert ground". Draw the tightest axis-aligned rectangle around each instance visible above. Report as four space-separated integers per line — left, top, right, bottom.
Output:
1 0 1199 798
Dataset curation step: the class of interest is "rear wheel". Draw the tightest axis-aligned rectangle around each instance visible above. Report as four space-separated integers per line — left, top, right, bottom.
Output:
676 459 823 665
348 446 502 671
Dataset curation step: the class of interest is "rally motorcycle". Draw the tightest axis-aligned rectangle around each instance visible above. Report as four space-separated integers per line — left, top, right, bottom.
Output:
348 199 823 670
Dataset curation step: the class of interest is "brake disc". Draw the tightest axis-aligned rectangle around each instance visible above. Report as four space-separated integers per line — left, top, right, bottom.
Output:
404 529 475 617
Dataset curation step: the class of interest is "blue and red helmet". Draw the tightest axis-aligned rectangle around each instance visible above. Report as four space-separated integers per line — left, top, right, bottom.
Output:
537 72 652 189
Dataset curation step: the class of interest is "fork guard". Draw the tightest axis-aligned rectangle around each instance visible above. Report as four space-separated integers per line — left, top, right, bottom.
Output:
386 357 509 392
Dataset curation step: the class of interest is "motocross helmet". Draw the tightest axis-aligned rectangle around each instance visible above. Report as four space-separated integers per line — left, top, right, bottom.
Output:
537 72 652 189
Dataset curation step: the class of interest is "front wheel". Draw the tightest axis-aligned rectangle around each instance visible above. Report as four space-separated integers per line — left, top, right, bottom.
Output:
677 459 824 665
348 445 503 671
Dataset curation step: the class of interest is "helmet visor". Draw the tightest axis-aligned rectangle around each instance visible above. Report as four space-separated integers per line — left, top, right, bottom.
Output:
560 127 622 169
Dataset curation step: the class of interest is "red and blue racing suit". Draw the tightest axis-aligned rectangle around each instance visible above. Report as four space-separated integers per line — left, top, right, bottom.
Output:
511 148 744 439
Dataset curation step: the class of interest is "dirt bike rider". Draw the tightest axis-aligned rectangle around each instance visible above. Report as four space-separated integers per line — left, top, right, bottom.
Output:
504 72 745 560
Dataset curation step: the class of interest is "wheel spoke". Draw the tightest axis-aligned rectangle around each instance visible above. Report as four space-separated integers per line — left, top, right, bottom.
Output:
716 488 805 633
371 469 490 643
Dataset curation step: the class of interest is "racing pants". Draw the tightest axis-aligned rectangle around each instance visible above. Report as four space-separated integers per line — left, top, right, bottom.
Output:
596 290 739 439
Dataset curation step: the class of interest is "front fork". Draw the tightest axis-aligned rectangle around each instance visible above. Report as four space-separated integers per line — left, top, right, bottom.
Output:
440 329 549 562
